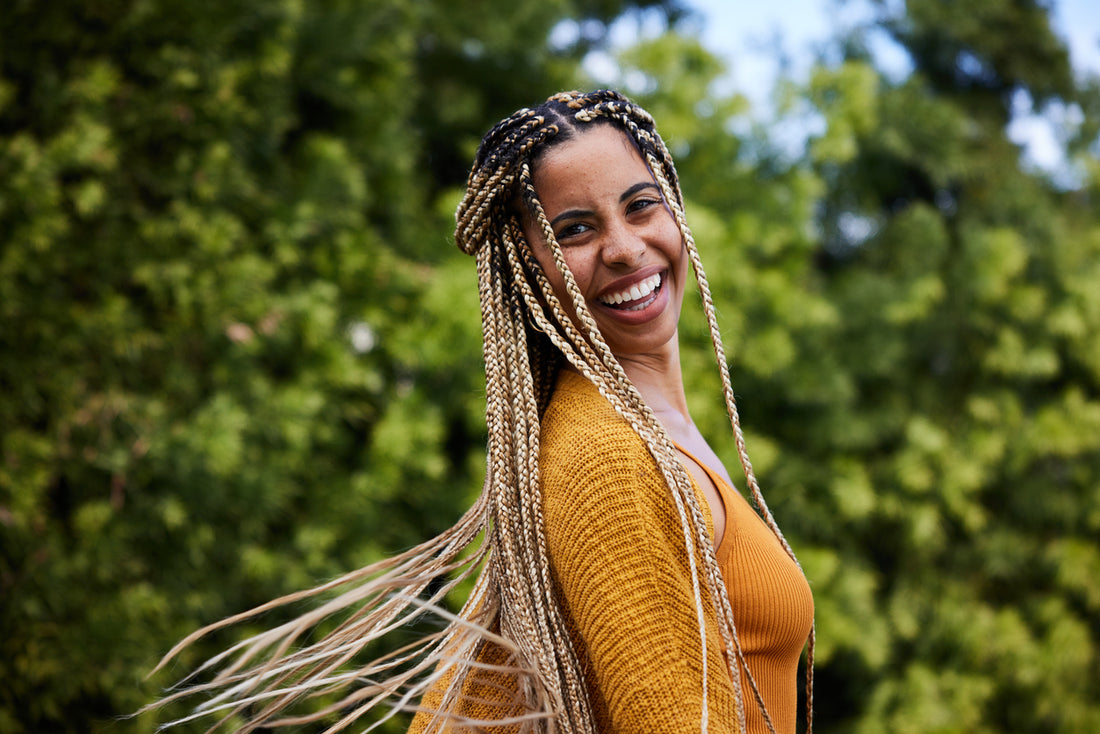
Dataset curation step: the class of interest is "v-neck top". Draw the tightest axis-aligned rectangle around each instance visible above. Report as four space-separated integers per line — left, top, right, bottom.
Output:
675 443 815 734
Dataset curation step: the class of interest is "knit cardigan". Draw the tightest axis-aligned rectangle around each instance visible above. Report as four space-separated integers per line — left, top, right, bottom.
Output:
409 369 813 733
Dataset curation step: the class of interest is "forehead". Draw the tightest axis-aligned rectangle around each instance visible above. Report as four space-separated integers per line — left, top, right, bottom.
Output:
530 125 652 200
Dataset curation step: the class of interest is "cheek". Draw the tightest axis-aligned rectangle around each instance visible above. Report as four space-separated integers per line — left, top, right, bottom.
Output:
525 243 574 314
555 251 600 304
663 226 689 280
660 217 685 258
520 219 593 308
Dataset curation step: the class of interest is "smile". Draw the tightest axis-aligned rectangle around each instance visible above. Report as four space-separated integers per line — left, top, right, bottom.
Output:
599 273 662 311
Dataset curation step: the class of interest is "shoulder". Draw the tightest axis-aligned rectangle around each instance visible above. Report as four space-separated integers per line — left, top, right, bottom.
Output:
538 370 673 524
540 370 654 483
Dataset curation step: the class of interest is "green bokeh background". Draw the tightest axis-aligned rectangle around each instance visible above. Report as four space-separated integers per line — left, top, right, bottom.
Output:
1 0 1098 731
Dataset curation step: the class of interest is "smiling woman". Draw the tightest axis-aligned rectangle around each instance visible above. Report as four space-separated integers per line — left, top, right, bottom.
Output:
520 124 689 360
150 90 814 734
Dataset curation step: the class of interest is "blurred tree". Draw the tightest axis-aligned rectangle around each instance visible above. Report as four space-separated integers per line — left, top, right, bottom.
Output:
0 0 682 731
783 0 1100 731
6 0 1098 731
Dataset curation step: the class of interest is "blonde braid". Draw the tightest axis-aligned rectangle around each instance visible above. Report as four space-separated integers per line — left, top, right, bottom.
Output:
463 123 598 731
615 99 809 733
499 92 781 733
496 268 569 712
514 156 737 732
504 251 594 731
642 123 815 734
146 90 811 734
569 98 768 730
541 92 812 733
645 143 779 734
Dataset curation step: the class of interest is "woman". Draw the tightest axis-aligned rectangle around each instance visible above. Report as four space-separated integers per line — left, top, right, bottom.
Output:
152 90 814 734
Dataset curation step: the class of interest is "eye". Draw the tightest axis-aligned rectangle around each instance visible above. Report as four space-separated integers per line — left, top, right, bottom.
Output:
555 221 591 240
626 196 661 215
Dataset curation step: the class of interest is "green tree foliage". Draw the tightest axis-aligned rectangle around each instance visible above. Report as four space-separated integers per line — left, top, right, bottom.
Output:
4 0 1099 731
786 1 1099 731
0 1 679 731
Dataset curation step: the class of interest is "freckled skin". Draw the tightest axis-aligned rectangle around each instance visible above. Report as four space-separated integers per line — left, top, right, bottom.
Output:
521 125 689 365
521 125 730 539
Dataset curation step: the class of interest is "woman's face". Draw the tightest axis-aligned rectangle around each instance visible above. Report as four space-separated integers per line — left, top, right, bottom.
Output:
520 125 688 363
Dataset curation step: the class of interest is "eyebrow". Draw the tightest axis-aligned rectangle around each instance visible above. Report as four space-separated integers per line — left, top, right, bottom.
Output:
620 181 660 202
548 182 662 229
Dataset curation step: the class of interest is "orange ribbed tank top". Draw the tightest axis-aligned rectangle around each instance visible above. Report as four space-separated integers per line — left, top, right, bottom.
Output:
676 443 815 733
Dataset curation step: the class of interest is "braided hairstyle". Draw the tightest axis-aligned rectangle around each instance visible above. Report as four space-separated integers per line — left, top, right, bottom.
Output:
147 90 813 734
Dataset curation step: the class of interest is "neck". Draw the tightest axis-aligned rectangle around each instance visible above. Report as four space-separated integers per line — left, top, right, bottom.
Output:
617 338 693 433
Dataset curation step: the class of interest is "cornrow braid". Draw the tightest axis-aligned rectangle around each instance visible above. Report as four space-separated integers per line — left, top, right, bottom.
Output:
145 89 812 734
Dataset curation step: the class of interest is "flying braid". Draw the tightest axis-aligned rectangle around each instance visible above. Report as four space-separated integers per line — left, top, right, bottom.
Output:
145 90 812 734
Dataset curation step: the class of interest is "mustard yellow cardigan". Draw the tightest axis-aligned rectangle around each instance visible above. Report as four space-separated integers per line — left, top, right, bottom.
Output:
410 369 813 733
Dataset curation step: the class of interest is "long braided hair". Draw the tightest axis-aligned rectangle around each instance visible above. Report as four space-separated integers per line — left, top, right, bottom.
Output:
148 89 813 734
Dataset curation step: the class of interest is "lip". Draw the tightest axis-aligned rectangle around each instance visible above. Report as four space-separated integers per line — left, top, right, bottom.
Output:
596 265 667 302
592 266 671 326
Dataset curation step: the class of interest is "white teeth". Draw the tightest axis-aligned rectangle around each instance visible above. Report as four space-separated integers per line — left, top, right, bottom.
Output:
600 274 661 306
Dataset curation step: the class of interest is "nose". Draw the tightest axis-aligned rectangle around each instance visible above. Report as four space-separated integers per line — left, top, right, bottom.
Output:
600 223 646 267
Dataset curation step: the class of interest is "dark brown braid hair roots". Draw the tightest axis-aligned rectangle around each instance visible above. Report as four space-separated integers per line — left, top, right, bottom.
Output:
145 89 813 734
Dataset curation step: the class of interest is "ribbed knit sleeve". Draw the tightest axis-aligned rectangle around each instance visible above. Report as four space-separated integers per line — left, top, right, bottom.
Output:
538 371 738 733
